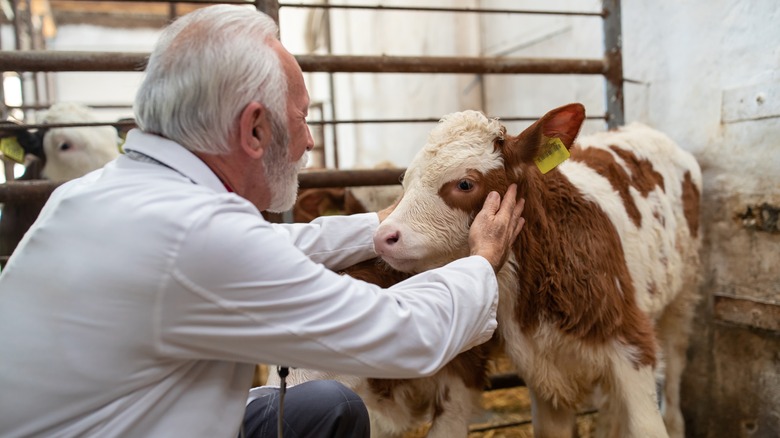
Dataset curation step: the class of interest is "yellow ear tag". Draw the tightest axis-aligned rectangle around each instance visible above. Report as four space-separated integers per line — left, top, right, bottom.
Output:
118 132 127 154
534 136 570 174
0 137 26 164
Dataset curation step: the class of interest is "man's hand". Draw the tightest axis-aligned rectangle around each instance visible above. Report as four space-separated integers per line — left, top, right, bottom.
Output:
468 184 526 272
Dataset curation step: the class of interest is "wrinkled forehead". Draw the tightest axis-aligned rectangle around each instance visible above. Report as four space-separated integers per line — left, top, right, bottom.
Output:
404 111 505 187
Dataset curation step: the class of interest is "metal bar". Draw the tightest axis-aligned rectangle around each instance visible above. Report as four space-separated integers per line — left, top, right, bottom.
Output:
8 103 134 111
298 54 606 75
0 51 607 75
323 0 339 168
48 0 603 16
53 0 256 4
0 168 406 204
0 114 609 132
306 115 609 125
602 0 625 128
0 51 149 72
254 0 279 24
0 180 56 203
0 121 138 130
281 2 604 17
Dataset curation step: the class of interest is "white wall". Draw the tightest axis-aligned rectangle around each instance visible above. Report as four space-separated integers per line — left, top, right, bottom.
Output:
619 0 780 291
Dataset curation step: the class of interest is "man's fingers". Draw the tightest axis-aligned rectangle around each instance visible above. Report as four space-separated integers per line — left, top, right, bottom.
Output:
481 191 501 215
497 184 517 216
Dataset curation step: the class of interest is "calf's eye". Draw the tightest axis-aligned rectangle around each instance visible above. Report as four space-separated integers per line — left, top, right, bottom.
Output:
457 179 474 191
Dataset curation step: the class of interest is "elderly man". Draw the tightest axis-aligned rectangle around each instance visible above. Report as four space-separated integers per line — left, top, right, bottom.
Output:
0 5 525 438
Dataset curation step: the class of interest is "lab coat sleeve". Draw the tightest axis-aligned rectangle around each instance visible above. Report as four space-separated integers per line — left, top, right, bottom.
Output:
268 213 379 271
156 207 498 379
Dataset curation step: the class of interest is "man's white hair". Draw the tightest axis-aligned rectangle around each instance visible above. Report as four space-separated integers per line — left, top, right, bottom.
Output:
134 4 288 155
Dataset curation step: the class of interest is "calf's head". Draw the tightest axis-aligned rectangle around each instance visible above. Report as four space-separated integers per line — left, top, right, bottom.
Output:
39 102 121 182
374 103 585 273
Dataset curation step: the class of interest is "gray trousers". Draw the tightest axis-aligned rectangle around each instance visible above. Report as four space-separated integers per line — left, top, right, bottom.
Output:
241 380 370 438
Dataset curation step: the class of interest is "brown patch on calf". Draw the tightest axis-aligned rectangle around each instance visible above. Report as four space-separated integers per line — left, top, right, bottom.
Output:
570 146 642 227
438 168 511 217
365 344 493 422
608 145 665 195
570 145 666 229
681 171 700 237
512 168 657 367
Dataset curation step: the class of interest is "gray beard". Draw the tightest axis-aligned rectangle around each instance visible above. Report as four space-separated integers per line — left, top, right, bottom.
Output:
264 145 308 213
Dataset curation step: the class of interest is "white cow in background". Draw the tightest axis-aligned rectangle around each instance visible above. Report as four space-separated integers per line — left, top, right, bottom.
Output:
37 102 121 181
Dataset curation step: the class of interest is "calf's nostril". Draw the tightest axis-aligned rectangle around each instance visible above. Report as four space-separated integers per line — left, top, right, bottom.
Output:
385 231 400 245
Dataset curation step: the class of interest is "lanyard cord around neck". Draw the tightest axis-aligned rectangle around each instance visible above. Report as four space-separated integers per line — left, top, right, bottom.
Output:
277 366 289 438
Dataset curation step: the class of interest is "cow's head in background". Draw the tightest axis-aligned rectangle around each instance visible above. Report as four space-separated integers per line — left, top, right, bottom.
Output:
1 103 121 182
373 103 585 273
38 102 121 182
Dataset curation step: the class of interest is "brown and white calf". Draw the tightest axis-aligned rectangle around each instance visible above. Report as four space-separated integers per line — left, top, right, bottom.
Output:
372 103 701 438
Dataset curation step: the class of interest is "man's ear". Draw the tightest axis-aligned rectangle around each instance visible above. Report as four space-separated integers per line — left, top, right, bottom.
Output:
239 102 273 159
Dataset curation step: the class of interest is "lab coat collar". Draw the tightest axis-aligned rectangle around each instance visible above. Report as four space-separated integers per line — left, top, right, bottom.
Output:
122 129 230 194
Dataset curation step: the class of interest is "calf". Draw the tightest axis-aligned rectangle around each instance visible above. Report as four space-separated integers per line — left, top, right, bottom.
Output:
373 104 701 438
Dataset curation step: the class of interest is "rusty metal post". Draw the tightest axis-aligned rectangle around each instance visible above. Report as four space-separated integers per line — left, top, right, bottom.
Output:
0 51 607 75
255 0 280 24
323 0 340 168
603 0 624 129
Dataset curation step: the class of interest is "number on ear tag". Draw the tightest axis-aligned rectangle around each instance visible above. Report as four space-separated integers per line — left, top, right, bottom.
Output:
534 137 570 174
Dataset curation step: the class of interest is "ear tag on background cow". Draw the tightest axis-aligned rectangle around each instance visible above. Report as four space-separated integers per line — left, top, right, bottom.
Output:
534 136 570 174
0 137 26 164
118 132 127 154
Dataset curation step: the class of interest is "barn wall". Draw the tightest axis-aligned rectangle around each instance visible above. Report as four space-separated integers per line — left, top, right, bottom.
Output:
623 2 779 436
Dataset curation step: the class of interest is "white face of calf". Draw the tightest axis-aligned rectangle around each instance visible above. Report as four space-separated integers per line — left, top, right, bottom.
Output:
373 104 586 274
373 110 507 273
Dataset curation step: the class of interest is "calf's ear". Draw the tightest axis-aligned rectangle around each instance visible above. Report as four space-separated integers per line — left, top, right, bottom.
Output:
503 103 586 168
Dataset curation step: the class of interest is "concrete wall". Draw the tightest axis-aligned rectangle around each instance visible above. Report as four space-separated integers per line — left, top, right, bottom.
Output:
618 1 780 436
